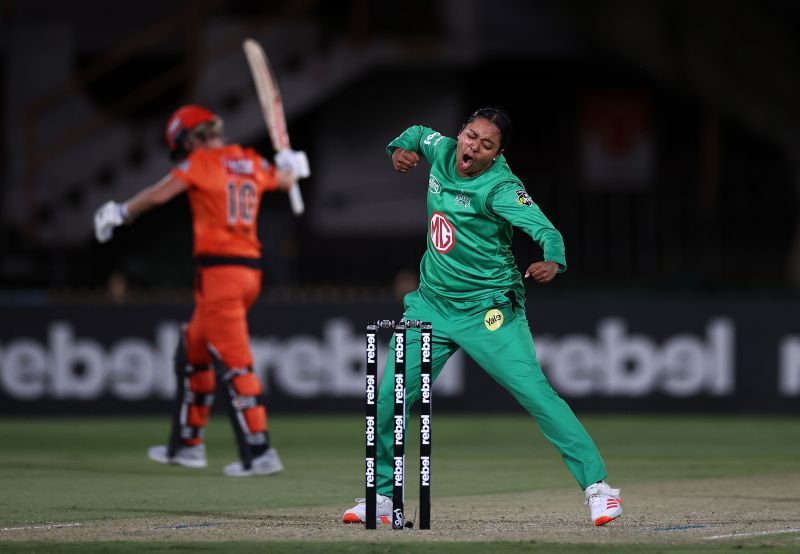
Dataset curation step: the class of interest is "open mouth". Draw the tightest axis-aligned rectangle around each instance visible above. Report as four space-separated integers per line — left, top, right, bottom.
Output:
459 153 474 171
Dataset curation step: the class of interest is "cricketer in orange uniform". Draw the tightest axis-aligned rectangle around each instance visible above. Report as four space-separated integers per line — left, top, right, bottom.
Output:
172 145 276 455
93 105 310 476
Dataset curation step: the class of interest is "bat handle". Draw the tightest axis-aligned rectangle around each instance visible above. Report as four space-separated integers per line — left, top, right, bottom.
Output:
289 182 305 216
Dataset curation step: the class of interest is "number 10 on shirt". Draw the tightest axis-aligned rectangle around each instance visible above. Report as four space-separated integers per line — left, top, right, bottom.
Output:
242 38 305 216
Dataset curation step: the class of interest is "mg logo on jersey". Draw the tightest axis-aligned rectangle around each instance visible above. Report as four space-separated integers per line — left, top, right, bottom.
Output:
430 211 455 253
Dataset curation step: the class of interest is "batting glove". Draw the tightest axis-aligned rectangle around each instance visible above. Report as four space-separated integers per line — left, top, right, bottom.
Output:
274 149 311 179
94 201 128 243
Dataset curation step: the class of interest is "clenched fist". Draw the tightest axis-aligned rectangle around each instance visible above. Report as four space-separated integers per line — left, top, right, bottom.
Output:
524 261 558 284
391 148 420 173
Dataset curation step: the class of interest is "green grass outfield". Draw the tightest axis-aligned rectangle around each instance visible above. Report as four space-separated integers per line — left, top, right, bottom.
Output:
1 414 799 552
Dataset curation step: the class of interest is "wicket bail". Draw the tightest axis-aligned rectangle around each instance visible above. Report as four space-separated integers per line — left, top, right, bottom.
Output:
365 319 432 530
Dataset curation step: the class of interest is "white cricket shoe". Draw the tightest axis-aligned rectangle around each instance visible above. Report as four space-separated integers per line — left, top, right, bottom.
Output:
148 444 207 469
342 494 392 524
223 448 284 476
584 481 622 526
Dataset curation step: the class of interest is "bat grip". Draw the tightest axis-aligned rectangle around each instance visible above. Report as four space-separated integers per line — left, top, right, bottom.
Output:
289 183 305 216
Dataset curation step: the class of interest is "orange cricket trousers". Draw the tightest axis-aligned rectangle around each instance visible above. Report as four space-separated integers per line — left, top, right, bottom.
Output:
186 264 262 368
179 261 267 445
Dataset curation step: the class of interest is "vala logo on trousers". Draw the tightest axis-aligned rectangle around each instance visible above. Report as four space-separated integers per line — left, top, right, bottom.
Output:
484 309 504 331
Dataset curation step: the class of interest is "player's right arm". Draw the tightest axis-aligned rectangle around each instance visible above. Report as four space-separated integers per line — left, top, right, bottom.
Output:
386 125 448 172
125 174 188 218
391 148 420 173
93 173 188 243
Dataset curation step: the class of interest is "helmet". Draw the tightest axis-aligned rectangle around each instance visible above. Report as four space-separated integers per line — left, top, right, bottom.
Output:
164 105 220 160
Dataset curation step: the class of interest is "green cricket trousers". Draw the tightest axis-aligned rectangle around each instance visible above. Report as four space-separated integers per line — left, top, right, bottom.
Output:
375 286 608 496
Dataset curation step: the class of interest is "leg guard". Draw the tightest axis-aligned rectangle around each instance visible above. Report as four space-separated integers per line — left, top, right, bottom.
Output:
167 332 216 457
211 356 270 470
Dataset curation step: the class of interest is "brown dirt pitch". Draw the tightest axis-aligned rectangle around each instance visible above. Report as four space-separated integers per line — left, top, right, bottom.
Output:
4 473 799 548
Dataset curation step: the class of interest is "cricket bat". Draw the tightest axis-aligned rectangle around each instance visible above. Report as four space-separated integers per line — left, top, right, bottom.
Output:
242 38 305 216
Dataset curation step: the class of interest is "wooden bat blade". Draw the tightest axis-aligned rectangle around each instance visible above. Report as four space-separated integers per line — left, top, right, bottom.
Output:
243 38 290 152
243 38 305 215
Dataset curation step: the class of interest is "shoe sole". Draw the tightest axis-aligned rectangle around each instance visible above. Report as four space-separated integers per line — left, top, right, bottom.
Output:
342 514 390 525
593 503 623 526
342 513 361 524
148 452 207 469
594 515 619 526
224 466 284 477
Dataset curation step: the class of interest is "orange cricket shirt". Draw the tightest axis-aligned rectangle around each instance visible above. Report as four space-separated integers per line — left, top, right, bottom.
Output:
171 144 279 258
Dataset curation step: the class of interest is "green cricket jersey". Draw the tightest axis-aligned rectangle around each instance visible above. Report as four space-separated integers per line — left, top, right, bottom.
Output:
387 125 567 301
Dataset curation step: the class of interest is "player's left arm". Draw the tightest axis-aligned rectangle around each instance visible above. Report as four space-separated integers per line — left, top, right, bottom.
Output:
273 150 310 184
254 154 301 192
487 182 566 284
273 169 296 191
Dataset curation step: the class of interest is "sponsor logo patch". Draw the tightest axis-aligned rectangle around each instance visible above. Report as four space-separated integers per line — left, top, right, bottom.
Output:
423 131 442 146
365 415 375 446
420 414 431 445
394 457 404 486
429 211 455 253
455 191 471 209
365 375 376 406
223 157 256 176
420 455 431 486
167 118 182 138
420 375 431 405
365 457 375 487
515 189 533 207
428 175 442 194
484 309 504 331
394 414 404 445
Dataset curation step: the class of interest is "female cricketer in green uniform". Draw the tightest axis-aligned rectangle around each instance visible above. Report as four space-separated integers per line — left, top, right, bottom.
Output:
343 108 622 527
